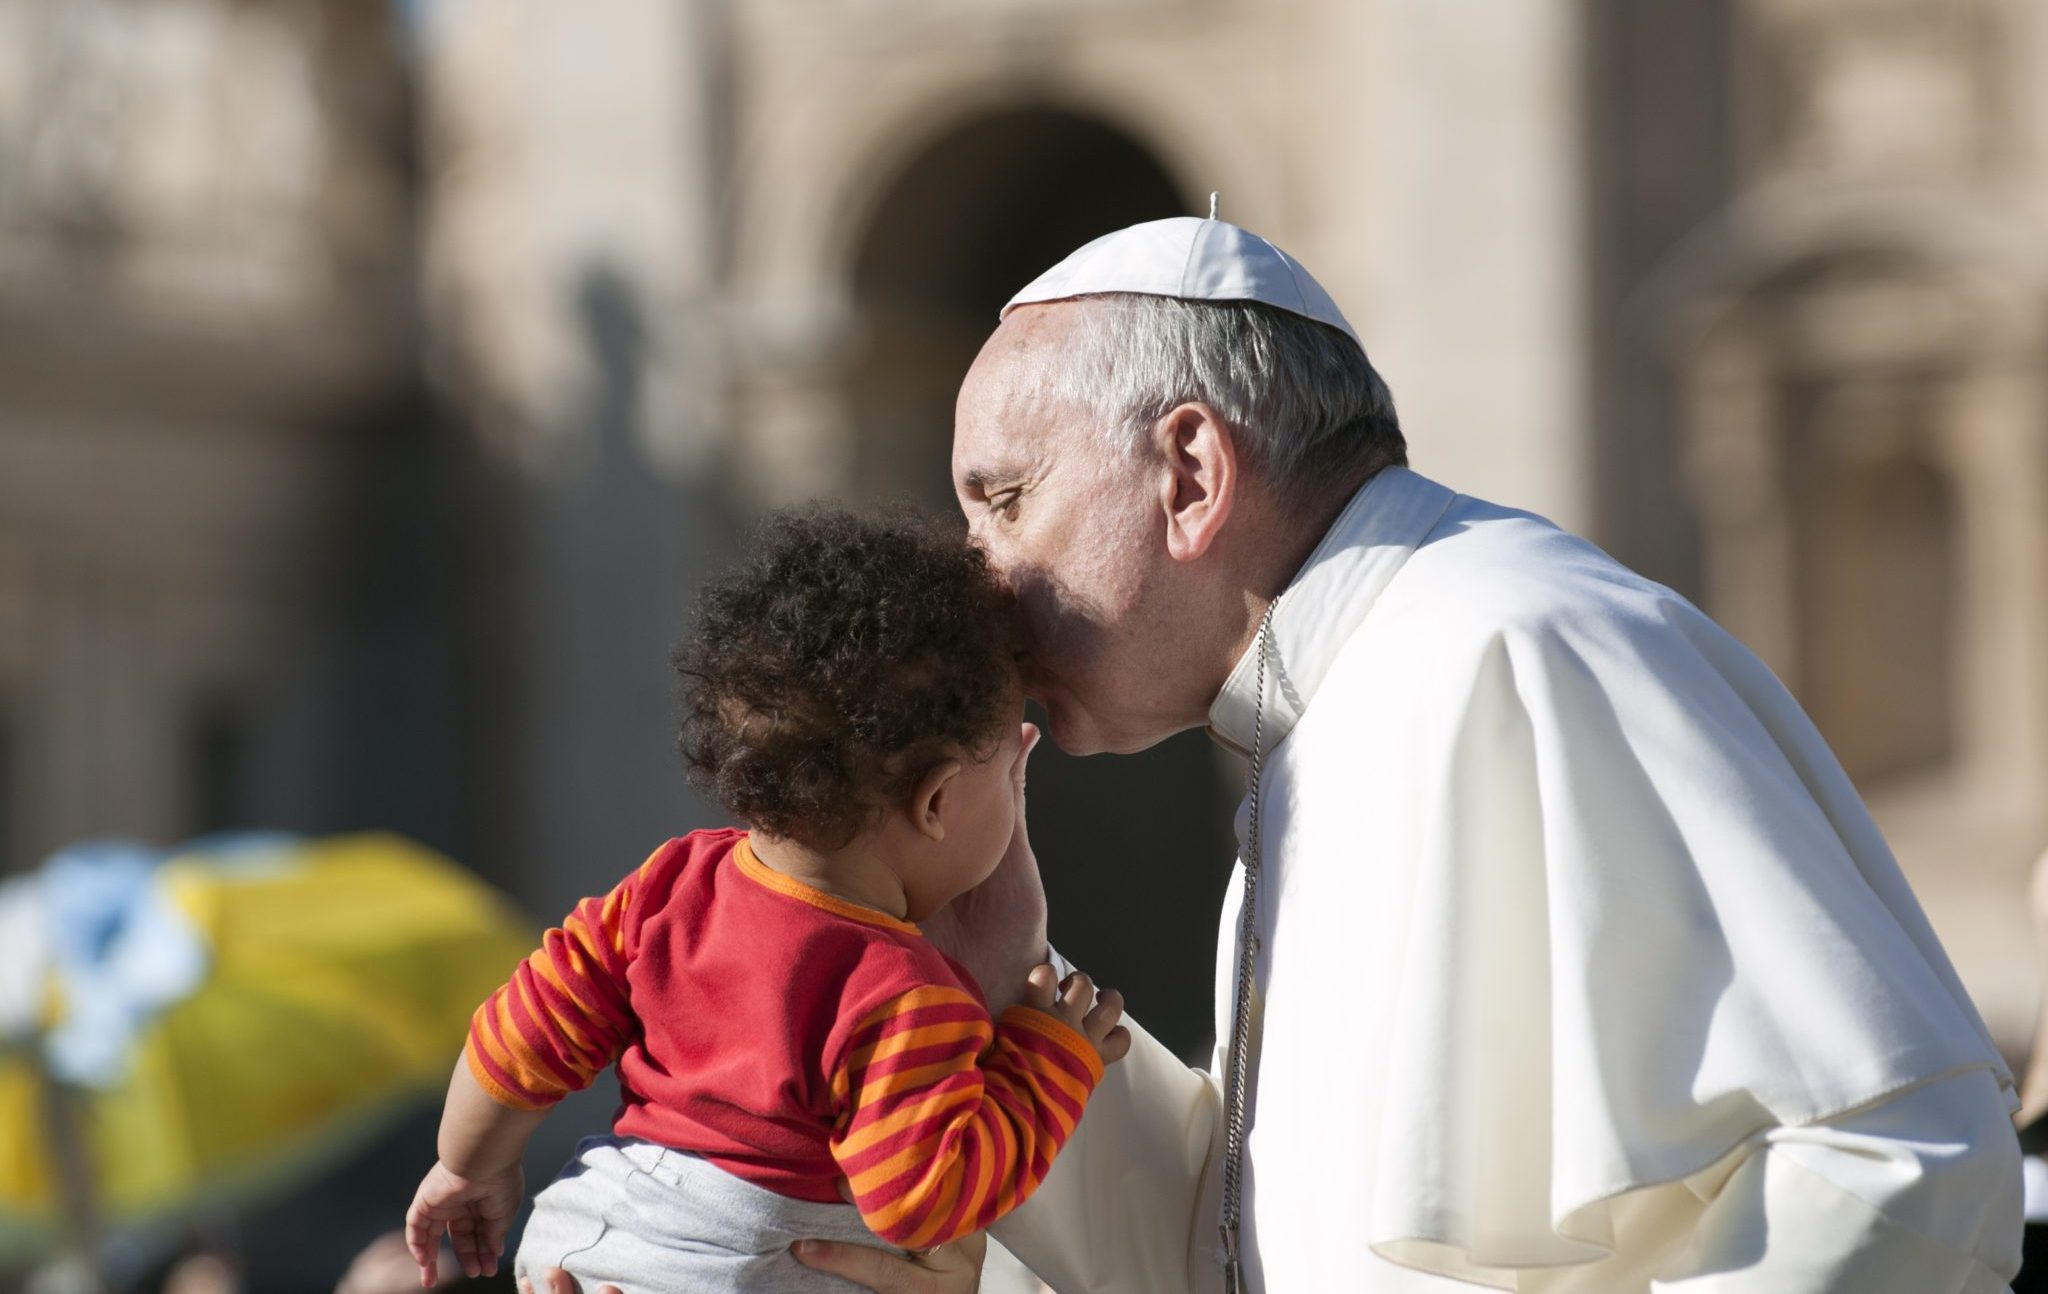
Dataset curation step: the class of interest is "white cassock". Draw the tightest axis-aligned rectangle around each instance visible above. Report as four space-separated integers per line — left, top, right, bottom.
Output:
991 466 2023 1292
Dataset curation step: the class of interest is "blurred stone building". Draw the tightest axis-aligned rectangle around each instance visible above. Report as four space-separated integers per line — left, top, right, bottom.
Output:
412 0 2048 1053
0 0 460 865
2 0 2045 1082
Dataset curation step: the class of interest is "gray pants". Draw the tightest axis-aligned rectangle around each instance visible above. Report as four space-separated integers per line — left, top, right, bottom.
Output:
514 1136 895 1294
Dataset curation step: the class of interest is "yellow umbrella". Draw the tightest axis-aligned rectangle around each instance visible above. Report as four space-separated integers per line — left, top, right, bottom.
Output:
0 832 535 1266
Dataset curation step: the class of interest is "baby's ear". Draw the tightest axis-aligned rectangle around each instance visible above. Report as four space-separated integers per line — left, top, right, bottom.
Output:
909 759 964 842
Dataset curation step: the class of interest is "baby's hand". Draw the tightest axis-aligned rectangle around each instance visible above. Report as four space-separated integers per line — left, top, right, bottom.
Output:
405 1159 523 1287
1022 964 1130 1066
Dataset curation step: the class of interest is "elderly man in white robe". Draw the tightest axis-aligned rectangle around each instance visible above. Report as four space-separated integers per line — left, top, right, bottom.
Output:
538 217 2025 1294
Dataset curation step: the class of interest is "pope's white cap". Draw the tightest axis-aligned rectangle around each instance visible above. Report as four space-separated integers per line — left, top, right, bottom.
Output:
1000 210 1361 348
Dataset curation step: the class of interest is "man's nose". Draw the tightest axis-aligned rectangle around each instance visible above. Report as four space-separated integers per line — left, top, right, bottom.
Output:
982 553 1024 601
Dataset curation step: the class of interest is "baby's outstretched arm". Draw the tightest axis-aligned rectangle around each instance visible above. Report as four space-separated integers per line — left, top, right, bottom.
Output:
405 855 656 1286
827 968 1126 1251
406 1062 548 1286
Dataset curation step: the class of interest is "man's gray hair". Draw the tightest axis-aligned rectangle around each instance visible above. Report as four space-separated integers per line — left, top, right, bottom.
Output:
1045 293 1405 503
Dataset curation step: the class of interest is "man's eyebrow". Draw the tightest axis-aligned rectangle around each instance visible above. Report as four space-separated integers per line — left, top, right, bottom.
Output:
962 467 1020 494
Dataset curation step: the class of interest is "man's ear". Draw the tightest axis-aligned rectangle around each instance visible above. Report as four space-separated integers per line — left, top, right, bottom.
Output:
908 759 963 843
1153 402 1237 562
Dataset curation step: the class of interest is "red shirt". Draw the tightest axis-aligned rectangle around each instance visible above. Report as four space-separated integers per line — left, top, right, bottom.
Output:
465 829 1102 1249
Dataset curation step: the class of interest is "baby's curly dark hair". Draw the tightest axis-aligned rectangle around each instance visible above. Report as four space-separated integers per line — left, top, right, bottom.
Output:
676 506 1019 846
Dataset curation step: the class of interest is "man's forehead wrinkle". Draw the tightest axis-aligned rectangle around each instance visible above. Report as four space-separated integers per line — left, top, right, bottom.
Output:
996 333 1082 441
963 448 1035 492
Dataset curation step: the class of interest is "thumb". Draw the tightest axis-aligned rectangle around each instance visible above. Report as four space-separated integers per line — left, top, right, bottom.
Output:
1022 963 1059 1012
790 1240 904 1291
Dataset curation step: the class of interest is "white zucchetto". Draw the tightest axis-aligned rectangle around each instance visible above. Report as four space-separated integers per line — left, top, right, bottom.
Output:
1001 215 1362 348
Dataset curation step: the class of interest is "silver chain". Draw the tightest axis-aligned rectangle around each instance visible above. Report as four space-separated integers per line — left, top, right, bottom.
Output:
1218 605 1274 1294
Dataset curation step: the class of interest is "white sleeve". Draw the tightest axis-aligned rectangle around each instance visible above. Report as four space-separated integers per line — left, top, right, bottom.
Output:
988 952 1227 1294
1579 1068 2022 1293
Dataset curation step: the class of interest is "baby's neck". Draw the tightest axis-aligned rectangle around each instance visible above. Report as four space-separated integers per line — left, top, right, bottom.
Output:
747 830 912 921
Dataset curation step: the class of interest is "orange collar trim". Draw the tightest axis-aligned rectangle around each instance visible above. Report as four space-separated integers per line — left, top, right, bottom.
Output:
733 836 922 937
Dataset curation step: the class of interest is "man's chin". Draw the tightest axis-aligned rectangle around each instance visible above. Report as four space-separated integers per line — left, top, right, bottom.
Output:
1032 699 1104 757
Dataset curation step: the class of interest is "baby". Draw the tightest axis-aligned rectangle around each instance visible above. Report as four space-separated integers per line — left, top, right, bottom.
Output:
404 507 1127 1293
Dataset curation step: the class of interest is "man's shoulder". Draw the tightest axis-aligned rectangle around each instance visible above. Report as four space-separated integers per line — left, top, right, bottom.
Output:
1379 491 1687 648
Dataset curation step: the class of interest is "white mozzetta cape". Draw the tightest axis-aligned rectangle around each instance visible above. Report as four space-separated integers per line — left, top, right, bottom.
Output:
994 467 2019 1292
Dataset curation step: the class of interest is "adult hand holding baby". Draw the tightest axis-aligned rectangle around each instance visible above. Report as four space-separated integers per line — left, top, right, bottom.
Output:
918 721 1049 1015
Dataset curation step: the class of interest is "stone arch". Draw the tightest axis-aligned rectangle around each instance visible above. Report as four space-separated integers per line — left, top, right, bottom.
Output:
729 72 1255 315
1635 185 2048 356
725 76 1262 504
843 106 1189 504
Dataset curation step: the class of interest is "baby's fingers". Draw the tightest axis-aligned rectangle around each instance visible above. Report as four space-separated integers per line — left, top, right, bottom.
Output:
481 1214 511 1277
450 1215 487 1279
1055 972 1095 1028
1098 1024 1132 1065
1022 964 1059 1013
466 1214 509 1280
455 1209 509 1280
1083 988 1124 1041
404 1205 443 1287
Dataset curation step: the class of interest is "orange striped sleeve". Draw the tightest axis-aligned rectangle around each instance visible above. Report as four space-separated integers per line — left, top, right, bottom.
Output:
463 854 656 1110
827 986 1105 1249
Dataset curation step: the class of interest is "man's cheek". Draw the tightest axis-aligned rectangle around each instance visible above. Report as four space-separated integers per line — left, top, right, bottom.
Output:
1027 603 1092 668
